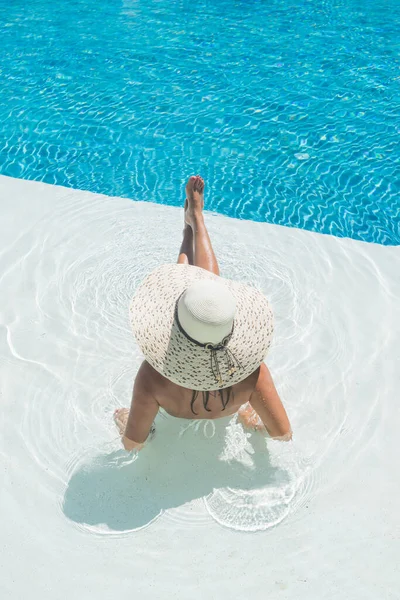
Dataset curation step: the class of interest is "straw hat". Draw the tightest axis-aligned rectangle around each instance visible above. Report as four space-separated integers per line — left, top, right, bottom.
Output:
129 264 274 391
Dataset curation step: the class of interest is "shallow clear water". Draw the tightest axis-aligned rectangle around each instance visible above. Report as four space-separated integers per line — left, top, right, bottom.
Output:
0 0 399 244
1 178 399 598
0 182 392 533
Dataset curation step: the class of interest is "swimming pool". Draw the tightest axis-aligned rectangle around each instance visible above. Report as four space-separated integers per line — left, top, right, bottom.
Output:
1 1 400 597
1 0 399 244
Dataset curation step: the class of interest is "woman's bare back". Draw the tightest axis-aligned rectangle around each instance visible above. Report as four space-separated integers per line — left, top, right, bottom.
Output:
114 359 291 451
144 360 259 420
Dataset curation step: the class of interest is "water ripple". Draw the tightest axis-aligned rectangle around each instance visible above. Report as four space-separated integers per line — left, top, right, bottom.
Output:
0 191 394 535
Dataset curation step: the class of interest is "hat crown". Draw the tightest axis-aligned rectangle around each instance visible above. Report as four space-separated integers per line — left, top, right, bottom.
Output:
177 280 236 345
130 263 274 391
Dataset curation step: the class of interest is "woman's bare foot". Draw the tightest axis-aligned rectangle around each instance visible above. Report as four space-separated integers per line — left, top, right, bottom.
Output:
114 408 129 436
185 175 205 229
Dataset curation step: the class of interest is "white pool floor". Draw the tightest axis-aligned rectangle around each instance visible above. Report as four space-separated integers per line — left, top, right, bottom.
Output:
0 175 399 599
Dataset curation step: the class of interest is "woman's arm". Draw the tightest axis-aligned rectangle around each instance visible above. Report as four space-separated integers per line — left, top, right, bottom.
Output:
122 363 159 450
248 363 292 440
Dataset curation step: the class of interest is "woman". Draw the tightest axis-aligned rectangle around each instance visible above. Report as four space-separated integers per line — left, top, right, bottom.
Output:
114 175 292 450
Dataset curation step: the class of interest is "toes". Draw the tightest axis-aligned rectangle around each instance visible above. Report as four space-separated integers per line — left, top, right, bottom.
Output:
193 175 203 192
196 177 204 193
186 175 204 194
186 176 195 192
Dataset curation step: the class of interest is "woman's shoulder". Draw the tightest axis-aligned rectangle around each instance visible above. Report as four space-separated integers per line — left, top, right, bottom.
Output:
233 366 261 390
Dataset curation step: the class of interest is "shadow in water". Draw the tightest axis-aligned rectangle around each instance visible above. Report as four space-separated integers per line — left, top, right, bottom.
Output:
63 415 291 531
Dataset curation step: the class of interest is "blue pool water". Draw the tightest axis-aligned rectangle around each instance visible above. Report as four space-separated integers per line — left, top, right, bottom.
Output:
0 0 399 245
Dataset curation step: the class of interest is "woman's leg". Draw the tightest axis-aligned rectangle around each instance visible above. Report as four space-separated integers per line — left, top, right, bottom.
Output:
185 176 220 276
177 219 194 265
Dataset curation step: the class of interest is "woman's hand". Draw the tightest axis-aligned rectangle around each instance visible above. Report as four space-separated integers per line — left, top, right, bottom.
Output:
238 403 266 432
114 408 144 452
238 402 292 441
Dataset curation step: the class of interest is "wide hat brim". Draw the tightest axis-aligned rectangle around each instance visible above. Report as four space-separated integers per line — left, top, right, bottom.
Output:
129 264 274 391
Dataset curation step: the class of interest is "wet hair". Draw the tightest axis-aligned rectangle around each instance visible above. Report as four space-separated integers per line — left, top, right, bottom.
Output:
190 387 233 415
